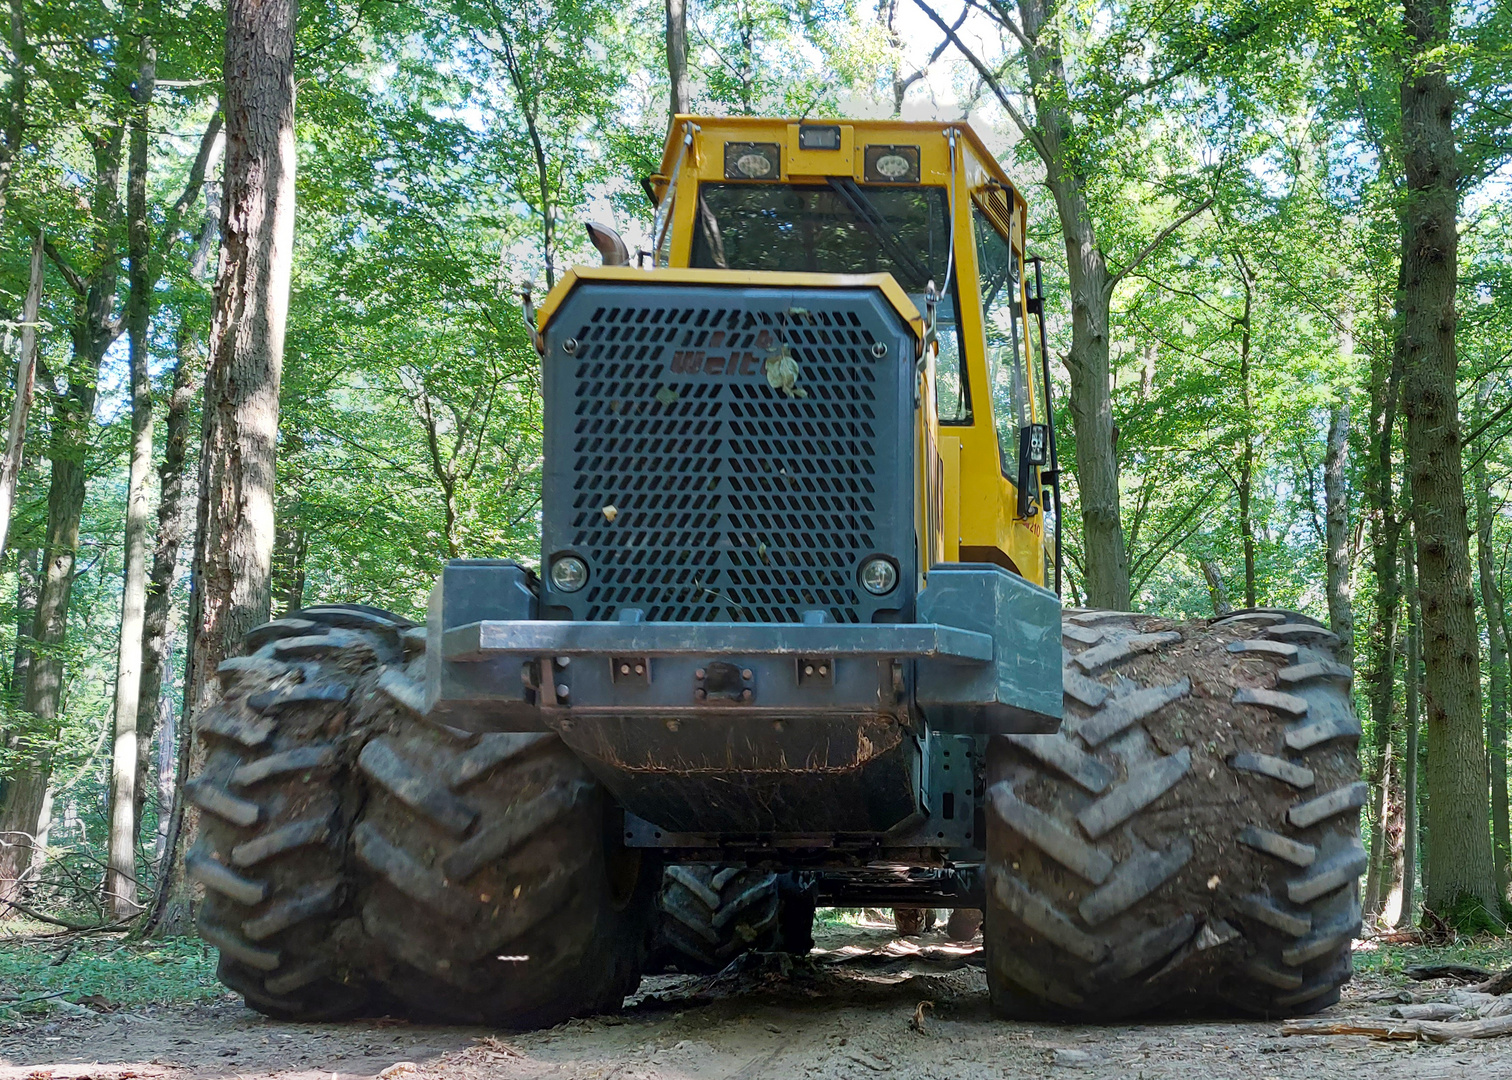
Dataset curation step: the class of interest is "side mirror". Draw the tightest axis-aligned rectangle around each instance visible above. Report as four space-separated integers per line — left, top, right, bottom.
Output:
1015 423 1048 518
585 222 630 267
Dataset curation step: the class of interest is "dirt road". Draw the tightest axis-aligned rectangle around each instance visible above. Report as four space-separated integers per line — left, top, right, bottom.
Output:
3 920 1509 1080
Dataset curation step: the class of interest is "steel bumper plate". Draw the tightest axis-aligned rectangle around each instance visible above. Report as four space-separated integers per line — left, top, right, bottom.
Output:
442 620 993 663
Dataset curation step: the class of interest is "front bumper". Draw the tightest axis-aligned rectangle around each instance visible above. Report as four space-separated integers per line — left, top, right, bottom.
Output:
420 559 1061 842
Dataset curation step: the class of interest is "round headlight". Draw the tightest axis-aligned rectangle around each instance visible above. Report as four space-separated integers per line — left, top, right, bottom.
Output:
550 555 588 593
860 557 898 596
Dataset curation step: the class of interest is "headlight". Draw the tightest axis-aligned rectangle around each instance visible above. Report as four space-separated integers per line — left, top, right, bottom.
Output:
859 557 898 596
550 555 588 592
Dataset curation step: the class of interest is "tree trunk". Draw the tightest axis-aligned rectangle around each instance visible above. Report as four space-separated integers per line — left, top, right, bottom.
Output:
0 231 44 557
0 0 31 231
664 0 690 118
1400 527 1421 927
158 0 296 931
270 517 307 616
1017 0 1129 610
1400 0 1498 919
152 697 175 864
8 546 37 697
1474 388 1509 899
1235 267 1257 608
1324 397 1354 666
135 315 199 828
0 119 124 907
105 29 157 919
1199 558 1231 615
0 396 94 905
1362 258 1405 922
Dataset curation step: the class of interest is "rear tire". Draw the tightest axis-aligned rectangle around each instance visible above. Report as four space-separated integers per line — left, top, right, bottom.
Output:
191 605 408 1020
984 609 1362 1020
348 646 657 1027
650 867 818 973
946 908 983 942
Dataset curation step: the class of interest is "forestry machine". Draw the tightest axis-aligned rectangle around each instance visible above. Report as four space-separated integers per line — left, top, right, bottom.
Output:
187 118 1365 1026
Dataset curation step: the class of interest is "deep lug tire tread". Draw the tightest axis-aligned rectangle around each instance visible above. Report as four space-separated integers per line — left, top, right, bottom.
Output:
348 657 657 1027
193 609 401 1021
652 865 783 973
984 609 1361 1020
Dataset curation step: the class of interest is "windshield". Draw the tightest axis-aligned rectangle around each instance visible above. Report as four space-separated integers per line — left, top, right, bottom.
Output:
691 182 950 293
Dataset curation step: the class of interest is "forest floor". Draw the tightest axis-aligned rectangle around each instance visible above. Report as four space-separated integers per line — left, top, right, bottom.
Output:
3 915 1512 1080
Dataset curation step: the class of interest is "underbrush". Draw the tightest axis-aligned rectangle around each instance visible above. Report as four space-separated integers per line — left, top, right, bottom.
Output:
0 933 223 1015
1354 934 1512 979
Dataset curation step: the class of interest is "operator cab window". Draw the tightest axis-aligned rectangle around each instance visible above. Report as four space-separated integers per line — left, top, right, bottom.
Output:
973 205 1026 477
691 182 971 424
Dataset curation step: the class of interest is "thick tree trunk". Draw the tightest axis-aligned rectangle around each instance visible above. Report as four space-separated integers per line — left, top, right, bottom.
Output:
1018 0 1129 610
1474 390 1509 898
1400 530 1421 927
105 32 157 919
0 231 44 557
158 0 296 931
1400 0 1498 919
664 0 690 117
1324 397 1354 666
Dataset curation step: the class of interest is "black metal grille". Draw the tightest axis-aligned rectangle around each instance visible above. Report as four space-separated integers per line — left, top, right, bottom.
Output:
543 285 912 624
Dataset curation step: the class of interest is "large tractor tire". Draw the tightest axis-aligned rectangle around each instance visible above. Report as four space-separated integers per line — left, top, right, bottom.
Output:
652 867 817 973
189 604 408 1020
347 643 658 1027
985 609 1362 1020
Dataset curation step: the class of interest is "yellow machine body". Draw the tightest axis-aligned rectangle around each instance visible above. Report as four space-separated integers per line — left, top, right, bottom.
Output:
538 116 1049 589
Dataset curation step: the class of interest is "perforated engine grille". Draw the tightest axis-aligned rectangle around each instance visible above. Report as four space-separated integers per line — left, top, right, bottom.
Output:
540 283 914 624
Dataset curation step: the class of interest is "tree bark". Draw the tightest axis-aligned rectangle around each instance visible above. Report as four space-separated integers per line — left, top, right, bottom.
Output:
1015 0 1129 610
0 127 125 908
105 26 157 919
0 0 31 231
0 231 44 557
1400 0 1498 919
1362 258 1405 920
1235 256 1257 607
1474 387 1509 898
664 0 690 118
1199 558 1231 615
152 697 175 864
136 182 217 832
1324 396 1354 667
161 0 296 931
1400 526 1421 927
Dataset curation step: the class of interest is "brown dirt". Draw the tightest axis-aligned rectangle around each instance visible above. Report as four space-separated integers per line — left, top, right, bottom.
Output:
3 920 1509 1080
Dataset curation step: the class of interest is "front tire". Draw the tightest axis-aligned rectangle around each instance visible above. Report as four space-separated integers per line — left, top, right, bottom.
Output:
984 609 1362 1020
348 646 657 1027
190 605 406 1020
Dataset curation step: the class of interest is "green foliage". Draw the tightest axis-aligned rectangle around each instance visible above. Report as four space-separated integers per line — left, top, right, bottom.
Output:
0 0 1510 932
0 935 221 1013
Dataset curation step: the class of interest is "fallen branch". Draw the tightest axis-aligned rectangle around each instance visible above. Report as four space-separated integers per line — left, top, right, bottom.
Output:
0 989 72 1008
1478 969 1512 996
1405 964 1494 983
0 896 100 931
1282 1013 1512 1042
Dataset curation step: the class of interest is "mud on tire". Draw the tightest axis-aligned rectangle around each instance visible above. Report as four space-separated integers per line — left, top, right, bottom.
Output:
985 609 1362 1020
348 647 658 1027
190 605 408 1020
